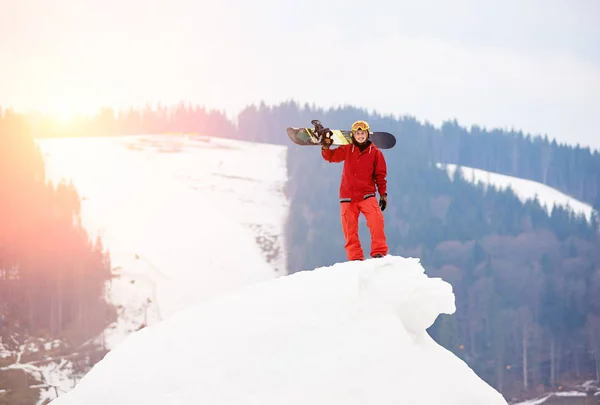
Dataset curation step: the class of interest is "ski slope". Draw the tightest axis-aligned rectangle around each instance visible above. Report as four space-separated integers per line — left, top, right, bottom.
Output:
437 163 595 222
36 134 289 348
48 256 508 405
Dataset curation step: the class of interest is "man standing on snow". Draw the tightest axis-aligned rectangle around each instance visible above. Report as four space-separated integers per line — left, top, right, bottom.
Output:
320 120 388 261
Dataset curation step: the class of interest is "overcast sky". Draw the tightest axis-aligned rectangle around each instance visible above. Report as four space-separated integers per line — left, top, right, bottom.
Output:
2 0 599 149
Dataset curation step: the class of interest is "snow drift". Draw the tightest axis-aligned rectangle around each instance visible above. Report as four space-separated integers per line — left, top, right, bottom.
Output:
49 256 507 405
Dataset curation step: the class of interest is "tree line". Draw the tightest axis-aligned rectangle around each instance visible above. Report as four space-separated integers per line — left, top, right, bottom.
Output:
29 100 600 211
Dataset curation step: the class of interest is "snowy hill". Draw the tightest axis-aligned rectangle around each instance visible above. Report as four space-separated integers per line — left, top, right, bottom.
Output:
437 163 596 222
36 134 289 340
21 134 289 401
48 255 508 405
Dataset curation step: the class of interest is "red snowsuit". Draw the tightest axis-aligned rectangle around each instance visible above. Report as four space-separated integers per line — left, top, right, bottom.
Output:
321 141 388 260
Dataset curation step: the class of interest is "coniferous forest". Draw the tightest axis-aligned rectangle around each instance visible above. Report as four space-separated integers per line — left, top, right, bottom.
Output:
0 111 117 405
2 101 600 402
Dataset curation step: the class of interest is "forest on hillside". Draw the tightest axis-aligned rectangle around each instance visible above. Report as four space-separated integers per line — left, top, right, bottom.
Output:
0 111 116 404
430 119 600 211
4 101 600 400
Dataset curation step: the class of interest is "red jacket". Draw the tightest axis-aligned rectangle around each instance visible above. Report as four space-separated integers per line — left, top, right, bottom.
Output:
321 141 387 202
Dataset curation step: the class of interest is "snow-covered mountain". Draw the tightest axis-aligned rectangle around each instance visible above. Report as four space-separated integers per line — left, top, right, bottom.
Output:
48 255 509 405
437 163 595 222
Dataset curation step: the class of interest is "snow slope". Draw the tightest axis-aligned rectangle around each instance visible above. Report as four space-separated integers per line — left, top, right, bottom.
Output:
437 163 595 221
36 134 289 347
48 255 508 405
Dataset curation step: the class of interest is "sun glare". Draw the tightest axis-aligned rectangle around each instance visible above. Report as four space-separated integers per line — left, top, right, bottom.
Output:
42 98 99 125
29 97 104 138
54 105 74 123
51 98 89 122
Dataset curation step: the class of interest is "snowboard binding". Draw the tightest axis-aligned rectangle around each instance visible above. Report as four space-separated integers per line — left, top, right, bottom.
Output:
311 119 333 146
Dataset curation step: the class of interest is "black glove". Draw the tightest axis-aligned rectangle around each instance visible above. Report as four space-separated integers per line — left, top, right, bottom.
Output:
379 194 387 211
321 136 333 149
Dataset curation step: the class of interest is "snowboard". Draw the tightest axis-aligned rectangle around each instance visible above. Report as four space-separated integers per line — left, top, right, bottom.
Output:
286 120 396 150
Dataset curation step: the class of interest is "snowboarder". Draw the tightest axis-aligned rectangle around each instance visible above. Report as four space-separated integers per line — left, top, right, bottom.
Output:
320 120 389 261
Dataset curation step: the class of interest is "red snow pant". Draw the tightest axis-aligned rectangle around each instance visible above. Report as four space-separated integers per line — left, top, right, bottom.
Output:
340 197 388 261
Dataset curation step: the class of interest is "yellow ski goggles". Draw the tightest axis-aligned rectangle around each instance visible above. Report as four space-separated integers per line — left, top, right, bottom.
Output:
351 120 370 132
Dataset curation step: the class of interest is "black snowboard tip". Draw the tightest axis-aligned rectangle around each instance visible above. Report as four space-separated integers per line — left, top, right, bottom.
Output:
370 132 396 150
